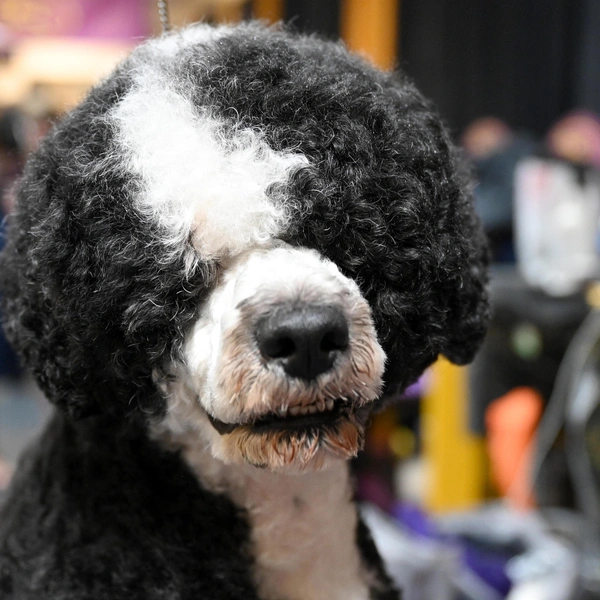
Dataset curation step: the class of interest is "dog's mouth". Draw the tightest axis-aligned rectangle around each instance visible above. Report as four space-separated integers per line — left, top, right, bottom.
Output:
207 398 368 436
204 396 375 470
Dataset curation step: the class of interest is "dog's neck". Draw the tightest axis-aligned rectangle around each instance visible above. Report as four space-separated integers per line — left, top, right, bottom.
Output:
154 419 373 600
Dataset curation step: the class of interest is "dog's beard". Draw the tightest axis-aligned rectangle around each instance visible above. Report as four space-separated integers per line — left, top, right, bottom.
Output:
215 420 363 471
205 397 371 472
154 379 374 473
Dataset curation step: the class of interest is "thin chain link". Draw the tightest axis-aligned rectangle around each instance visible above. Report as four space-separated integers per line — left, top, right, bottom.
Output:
157 0 171 33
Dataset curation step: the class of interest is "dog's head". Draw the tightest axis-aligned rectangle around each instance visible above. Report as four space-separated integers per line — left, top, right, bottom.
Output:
0 23 489 472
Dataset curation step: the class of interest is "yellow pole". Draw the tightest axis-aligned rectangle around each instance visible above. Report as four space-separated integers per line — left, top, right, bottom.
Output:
252 0 284 23
422 359 487 513
340 0 399 70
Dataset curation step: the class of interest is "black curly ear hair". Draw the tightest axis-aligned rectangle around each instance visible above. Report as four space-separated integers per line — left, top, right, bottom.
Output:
0 22 489 419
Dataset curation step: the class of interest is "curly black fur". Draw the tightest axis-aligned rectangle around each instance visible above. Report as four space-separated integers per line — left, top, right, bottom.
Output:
0 22 488 599
0 413 260 599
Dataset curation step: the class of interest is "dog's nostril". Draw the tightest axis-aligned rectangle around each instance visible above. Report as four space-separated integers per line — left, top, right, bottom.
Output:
260 335 297 360
320 328 349 353
256 305 349 380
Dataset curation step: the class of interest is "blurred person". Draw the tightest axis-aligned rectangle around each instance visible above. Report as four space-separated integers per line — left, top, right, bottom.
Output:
0 107 25 376
0 107 26 492
0 107 25 213
462 117 537 262
547 110 600 169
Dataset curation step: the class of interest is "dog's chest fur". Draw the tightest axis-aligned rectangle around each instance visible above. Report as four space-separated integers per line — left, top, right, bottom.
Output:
175 432 372 600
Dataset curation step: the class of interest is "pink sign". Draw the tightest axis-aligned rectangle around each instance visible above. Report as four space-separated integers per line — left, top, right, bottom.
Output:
0 0 150 40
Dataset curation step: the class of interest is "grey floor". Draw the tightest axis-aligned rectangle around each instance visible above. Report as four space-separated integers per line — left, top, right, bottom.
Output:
0 377 51 494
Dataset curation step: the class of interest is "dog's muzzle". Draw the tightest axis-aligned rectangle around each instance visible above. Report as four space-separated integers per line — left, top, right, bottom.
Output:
207 303 364 433
181 246 387 471
202 296 384 470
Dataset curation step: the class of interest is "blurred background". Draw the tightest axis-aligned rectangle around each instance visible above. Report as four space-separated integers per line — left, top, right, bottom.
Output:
0 1 600 599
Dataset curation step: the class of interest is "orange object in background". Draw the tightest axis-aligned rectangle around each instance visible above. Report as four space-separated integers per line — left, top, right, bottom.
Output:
486 387 543 510
341 0 399 71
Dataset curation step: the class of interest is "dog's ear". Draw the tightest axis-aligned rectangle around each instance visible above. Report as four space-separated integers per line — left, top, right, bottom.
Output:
434 158 490 367
0 166 101 419
0 76 210 420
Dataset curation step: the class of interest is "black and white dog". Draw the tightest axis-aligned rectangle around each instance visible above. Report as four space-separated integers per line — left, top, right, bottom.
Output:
0 23 489 600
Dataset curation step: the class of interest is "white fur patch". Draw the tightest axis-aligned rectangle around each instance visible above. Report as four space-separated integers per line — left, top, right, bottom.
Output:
153 413 372 600
110 30 308 267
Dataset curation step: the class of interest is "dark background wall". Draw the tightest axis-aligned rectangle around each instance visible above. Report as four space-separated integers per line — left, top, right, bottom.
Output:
285 0 340 39
400 0 600 135
284 0 600 136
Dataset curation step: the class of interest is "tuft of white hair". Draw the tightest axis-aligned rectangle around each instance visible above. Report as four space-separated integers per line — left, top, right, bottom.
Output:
109 28 309 271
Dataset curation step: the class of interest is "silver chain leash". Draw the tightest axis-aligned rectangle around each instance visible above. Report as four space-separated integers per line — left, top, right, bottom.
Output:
157 0 171 33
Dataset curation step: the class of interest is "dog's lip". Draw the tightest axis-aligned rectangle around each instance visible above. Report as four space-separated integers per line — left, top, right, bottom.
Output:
207 399 367 436
207 414 240 435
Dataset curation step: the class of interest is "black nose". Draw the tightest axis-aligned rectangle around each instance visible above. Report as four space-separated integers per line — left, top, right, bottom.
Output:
256 305 349 380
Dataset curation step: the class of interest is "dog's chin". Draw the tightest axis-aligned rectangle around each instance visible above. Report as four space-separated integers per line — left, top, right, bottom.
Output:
206 400 371 473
